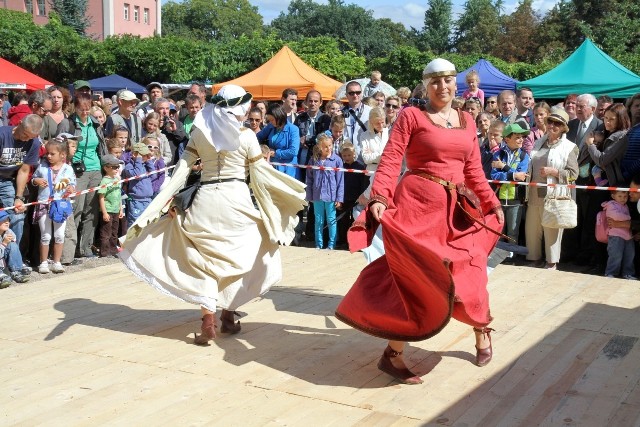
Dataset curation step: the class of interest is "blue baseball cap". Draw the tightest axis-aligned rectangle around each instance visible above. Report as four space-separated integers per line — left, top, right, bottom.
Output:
0 210 9 223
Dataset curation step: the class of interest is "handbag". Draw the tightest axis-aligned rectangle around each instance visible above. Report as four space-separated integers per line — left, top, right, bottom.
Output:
47 166 73 224
171 182 201 213
541 185 577 229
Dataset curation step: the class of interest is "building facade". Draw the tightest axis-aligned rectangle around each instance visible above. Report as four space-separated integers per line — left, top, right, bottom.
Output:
1 0 161 40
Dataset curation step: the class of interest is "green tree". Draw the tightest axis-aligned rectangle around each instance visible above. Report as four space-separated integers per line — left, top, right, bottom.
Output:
162 0 263 41
496 0 539 62
588 1 640 57
48 0 91 35
453 0 502 55
535 0 584 61
288 37 366 82
270 0 395 59
420 0 452 53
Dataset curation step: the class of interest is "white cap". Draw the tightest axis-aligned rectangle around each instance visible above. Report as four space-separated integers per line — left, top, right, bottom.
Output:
422 58 457 79
118 90 139 102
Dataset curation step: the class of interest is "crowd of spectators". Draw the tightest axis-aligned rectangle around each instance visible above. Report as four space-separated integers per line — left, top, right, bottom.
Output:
1 69 640 288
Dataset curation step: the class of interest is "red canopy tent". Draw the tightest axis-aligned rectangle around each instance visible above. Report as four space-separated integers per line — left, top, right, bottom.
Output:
0 57 53 91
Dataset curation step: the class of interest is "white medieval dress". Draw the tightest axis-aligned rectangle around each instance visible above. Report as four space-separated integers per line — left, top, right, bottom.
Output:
119 109 306 312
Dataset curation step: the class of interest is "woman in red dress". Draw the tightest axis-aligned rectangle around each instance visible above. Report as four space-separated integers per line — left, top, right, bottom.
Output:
336 59 505 384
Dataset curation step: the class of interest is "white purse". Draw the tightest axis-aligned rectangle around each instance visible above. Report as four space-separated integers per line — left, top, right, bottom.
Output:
541 185 577 229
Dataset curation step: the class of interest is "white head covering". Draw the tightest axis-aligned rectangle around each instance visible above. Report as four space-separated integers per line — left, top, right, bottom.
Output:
192 84 253 152
422 58 457 86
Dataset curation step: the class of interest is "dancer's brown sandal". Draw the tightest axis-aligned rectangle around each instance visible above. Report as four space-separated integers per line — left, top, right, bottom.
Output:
194 313 216 345
377 346 423 385
220 309 241 334
473 327 494 367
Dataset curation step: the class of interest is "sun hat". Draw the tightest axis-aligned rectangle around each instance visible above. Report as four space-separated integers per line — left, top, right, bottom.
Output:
131 142 151 155
503 123 530 137
73 80 91 90
547 108 570 126
118 90 139 102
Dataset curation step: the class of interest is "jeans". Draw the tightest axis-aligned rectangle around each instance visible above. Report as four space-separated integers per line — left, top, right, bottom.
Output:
605 236 635 277
501 201 523 244
4 241 24 272
0 179 24 246
313 200 337 249
126 198 151 228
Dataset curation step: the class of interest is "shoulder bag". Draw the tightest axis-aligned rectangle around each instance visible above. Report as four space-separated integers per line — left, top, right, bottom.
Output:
541 184 577 229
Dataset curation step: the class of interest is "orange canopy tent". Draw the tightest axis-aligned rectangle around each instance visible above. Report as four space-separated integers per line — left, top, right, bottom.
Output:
0 58 52 91
212 46 343 100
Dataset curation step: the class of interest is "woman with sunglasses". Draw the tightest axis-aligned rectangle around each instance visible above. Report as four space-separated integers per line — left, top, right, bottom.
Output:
525 108 578 270
384 95 401 129
337 59 505 385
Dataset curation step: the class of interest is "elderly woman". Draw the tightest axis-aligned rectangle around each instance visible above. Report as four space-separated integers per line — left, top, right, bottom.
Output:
336 59 504 385
120 85 306 345
525 108 579 270
257 104 300 178
57 93 106 258
523 101 551 154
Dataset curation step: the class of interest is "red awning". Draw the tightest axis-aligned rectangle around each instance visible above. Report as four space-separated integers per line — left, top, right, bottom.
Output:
0 57 53 91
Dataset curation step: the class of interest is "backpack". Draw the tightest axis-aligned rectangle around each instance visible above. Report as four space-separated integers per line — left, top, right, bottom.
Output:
595 210 608 243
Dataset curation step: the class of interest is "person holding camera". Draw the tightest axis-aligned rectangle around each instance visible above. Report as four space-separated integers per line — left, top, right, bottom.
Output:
153 98 188 164
56 93 105 258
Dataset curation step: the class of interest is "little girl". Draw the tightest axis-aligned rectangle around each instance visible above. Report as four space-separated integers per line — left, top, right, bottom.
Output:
142 112 172 165
145 136 166 197
111 126 131 162
602 191 636 279
31 139 76 274
462 70 485 106
105 138 128 237
305 134 344 250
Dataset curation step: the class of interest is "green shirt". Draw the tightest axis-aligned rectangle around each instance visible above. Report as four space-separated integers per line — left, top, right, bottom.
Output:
98 176 121 213
72 117 101 172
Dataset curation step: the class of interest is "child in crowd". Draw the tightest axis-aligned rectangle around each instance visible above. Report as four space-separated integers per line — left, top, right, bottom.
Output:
142 112 172 165
182 94 202 135
463 70 485 106
592 165 608 187
98 154 124 257
111 125 132 164
123 140 155 227
32 139 76 274
306 134 344 250
326 115 346 154
338 142 368 247
363 71 383 97
490 123 530 244
105 138 128 237
57 134 81 267
0 211 31 286
452 97 465 109
325 100 343 118
602 191 636 279
481 120 505 178
145 136 166 197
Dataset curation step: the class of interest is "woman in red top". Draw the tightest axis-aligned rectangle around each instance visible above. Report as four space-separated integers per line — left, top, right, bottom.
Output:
336 59 504 384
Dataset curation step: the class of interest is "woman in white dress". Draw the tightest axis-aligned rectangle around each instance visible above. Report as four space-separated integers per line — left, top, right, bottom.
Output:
120 85 306 345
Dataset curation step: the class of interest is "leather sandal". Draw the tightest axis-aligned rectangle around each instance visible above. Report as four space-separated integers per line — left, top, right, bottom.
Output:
377 345 423 385
473 327 494 367
220 309 241 334
194 313 216 346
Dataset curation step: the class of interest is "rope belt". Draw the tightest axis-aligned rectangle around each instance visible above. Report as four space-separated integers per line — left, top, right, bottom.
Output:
407 170 514 243
200 178 246 185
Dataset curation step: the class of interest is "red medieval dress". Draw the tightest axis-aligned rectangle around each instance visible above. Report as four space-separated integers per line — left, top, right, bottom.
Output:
335 107 502 342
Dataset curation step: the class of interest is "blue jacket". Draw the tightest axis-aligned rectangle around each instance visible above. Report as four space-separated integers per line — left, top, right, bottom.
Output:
490 143 530 201
257 122 300 178
305 154 344 203
123 156 154 200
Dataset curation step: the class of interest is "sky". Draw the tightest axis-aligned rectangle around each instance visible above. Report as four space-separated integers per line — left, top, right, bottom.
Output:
249 0 561 31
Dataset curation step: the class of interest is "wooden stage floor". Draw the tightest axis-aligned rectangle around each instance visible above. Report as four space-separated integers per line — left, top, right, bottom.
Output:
2 246 640 426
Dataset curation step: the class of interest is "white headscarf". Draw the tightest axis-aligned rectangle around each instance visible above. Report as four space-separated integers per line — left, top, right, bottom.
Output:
192 84 252 152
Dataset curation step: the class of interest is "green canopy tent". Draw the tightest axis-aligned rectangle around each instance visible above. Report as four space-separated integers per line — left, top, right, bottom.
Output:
518 39 640 98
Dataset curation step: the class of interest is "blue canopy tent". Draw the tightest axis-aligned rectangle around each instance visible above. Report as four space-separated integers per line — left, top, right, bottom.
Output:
68 74 146 95
456 59 518 98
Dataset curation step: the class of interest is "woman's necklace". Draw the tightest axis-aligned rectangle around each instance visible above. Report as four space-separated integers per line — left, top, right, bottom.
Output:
430 106 453 129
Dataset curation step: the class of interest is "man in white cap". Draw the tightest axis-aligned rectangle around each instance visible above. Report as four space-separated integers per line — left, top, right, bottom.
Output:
105 90 143 144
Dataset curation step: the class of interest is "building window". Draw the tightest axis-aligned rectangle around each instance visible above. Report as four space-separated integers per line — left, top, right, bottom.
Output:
134 6 139 22
123 3 129 20
37 0 45 15
24 0 33 13
143 8 149 24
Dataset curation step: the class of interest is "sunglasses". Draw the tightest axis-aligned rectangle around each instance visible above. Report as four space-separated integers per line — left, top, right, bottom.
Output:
385 103 399 110
106 165 120 170
247 118 262 122
147 145 159 150
487 101 497 104
347 91 362 96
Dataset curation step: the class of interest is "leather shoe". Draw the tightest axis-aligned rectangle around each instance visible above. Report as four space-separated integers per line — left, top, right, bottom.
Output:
377 346 423 384
194 313 216 346
220 309 241 334
474 327 494 367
